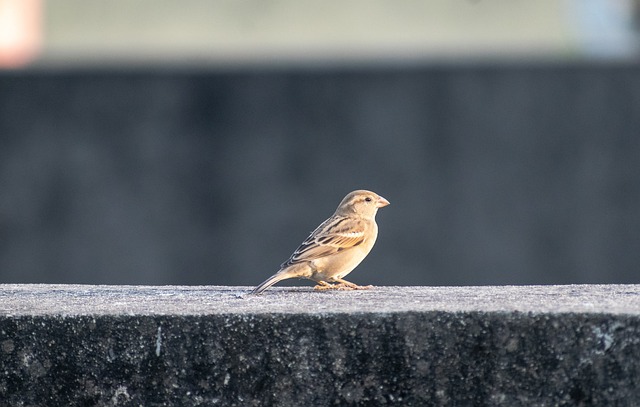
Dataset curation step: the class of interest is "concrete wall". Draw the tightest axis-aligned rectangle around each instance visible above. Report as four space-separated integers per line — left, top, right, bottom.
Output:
1 284 639 406
1 63 639 286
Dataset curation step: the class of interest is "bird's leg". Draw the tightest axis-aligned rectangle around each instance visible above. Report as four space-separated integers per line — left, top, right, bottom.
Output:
333 278 374 290
313 281 337 290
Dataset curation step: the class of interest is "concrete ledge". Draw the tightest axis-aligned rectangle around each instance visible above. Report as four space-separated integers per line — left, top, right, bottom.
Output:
1 285 639 406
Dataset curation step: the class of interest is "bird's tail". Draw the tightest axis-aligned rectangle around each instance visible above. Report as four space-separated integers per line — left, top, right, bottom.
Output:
250 269 300 295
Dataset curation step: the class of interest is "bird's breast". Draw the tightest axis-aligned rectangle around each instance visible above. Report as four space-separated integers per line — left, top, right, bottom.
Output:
310 222 378 280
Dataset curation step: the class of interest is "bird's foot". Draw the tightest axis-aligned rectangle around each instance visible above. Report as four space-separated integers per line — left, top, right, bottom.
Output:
334 282 374 290
314 280 373 291
313 281 337 290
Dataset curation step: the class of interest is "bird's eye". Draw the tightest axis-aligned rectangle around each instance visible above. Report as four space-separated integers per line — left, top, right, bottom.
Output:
365 197 372 202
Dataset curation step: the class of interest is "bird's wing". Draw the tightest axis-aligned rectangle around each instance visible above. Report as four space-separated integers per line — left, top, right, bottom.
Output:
281 215 367 267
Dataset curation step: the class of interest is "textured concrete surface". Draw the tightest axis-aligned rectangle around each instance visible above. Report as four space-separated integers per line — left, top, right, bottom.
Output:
1 284 640 406
1 284 640 316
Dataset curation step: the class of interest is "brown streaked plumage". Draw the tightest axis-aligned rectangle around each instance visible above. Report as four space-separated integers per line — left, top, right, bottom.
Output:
251 190 389 294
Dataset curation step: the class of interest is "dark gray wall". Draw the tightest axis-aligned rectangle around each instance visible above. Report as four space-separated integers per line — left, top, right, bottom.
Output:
1 63 639 286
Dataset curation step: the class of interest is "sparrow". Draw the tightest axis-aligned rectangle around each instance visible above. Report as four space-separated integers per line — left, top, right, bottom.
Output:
251 190 389 294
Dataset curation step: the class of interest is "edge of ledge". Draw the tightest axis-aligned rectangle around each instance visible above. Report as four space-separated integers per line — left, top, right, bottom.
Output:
1 284 640 317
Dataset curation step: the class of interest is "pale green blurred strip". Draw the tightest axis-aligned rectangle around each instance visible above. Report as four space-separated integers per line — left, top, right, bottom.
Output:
42 0 577 64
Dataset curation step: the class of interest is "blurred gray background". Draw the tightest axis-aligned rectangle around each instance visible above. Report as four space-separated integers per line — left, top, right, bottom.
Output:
1 0 639 286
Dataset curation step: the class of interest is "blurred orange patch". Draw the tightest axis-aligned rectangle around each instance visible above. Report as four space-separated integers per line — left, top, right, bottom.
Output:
0 0 42 68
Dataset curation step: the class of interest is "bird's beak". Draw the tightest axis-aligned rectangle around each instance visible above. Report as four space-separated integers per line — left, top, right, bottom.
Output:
376 195 390 208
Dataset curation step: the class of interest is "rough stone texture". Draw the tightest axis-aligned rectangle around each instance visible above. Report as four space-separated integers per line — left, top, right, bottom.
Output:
1 285 640 406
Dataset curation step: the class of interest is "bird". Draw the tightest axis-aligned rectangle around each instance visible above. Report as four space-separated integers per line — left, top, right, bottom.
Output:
251 190 389 294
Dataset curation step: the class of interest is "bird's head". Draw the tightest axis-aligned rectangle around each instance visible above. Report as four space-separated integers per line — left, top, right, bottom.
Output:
335 190 390 218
